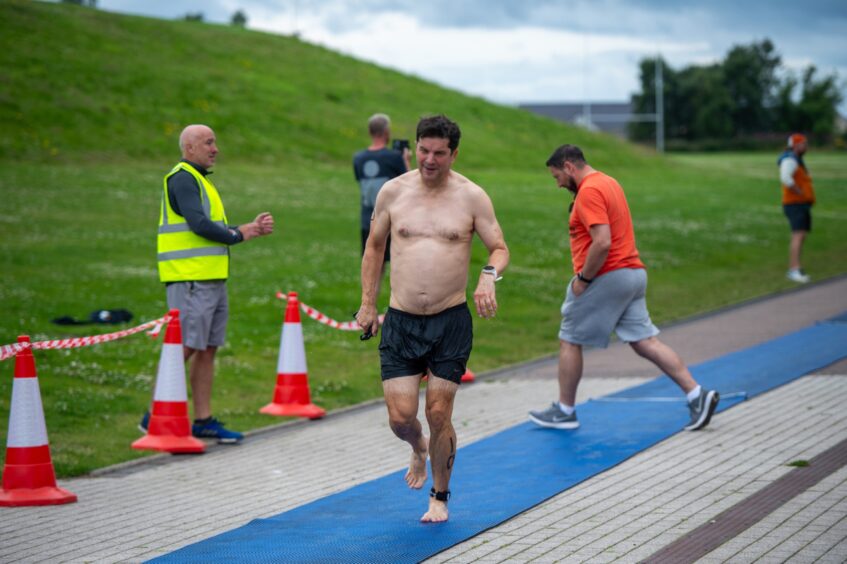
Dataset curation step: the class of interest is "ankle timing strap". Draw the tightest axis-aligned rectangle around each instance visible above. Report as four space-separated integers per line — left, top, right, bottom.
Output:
430 487 451 502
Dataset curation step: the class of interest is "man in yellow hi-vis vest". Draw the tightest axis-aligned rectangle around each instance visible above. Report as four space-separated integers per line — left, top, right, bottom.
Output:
145 124 274 443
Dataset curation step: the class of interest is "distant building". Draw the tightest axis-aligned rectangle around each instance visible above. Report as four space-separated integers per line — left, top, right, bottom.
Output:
518 102 635 138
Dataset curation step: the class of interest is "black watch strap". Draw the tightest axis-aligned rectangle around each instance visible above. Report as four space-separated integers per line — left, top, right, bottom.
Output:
577 272 593 284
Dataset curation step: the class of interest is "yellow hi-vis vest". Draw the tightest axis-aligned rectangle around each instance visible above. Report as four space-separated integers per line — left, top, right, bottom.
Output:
157 162 230 282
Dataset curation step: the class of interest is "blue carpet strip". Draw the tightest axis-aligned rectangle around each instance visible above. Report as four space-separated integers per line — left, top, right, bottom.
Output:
152 319 847 563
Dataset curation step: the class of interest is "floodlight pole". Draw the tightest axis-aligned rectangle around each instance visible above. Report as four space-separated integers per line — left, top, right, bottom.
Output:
655 55 665 153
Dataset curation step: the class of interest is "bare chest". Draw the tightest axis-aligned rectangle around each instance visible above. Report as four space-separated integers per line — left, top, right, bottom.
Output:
392 196 473 242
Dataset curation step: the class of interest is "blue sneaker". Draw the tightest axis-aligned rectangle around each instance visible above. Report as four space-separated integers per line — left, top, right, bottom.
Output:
139 410 150 434
192 417 243 444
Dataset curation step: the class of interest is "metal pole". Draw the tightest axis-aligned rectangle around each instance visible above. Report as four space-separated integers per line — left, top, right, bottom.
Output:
655 55 665 153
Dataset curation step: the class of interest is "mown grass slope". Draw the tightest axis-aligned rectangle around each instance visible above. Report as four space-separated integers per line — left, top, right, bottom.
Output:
1 1 845 476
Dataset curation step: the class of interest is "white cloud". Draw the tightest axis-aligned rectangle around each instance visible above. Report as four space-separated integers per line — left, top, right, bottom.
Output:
95 0 847 111
247 10 711 104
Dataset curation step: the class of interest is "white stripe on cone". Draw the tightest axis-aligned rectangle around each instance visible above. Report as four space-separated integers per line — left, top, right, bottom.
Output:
7 378 49 447
277 322 307 374
152 342 188 402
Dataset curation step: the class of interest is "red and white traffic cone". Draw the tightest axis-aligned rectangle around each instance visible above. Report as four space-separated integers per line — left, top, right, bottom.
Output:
260 292 325 419
0 336 77 506
132 309 205 453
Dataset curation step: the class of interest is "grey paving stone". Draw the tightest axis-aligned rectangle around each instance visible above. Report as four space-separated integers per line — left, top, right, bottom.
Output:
4 278 847 563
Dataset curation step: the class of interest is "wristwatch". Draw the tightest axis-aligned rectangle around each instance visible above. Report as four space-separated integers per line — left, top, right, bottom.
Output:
577 271 593 284
482 265 498 279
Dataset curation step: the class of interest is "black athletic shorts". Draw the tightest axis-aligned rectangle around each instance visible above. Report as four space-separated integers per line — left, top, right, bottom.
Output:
361 229 391 262
783 203 812 232
379 302 473 384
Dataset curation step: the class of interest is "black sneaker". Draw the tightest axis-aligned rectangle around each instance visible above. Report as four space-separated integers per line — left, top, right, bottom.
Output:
529 402 580 429
685 389 719 431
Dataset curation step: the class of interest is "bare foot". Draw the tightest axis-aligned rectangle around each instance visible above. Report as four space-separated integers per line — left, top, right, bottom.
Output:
420 498 449 523
404 436 429 489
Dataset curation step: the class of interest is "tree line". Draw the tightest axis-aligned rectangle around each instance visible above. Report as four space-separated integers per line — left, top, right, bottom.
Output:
629 40 844 149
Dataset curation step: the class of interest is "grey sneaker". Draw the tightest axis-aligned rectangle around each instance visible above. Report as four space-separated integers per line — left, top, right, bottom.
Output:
685 389 719 431
529 402 580 429
786 269 811 284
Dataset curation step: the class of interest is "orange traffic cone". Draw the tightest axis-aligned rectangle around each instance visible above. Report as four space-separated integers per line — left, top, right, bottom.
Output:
0 336 77 506
260 292 325 419
132 309 205 453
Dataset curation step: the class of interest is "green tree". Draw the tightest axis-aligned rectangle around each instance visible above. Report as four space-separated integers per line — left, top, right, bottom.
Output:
676 64 733 140
184 12 204 22
795 66 843 138
722 39 782 135
628 57 676 142
629 39 842 147
231 10 248 27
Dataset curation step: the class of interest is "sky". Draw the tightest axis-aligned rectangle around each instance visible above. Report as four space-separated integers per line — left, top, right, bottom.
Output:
88 0 847 112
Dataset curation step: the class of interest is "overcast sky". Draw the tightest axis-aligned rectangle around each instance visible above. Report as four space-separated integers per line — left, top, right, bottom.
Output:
90 0 846 111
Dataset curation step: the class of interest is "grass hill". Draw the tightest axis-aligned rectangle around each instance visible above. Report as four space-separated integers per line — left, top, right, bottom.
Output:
0 0 628 166
1 0 846 477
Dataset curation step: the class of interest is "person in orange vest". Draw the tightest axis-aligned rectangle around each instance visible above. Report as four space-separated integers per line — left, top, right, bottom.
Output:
778 133 815 284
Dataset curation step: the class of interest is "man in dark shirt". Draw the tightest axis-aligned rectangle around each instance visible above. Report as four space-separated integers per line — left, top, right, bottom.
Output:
148 124 274 443
353 114 410 292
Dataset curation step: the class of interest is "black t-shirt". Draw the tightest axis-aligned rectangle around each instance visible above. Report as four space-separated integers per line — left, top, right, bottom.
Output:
352 148 406 229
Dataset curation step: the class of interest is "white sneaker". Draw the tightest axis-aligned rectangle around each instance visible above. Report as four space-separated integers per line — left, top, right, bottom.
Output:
786 269 811 284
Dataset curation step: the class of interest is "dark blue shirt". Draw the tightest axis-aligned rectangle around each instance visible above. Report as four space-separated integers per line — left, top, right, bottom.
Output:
352 148 406 230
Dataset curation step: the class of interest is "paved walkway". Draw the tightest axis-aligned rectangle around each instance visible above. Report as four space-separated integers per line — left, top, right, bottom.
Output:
1 276 846 563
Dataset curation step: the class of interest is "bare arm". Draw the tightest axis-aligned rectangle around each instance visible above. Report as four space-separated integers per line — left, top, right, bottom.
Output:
572 224 610 296
357 186 392 336
471 189 509 318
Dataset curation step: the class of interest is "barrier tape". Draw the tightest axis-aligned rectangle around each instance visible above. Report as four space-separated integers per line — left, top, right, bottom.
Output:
0 314 172 362
275 292 384 331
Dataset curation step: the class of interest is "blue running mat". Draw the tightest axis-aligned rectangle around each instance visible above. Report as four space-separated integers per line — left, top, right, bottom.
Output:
152 319 847 563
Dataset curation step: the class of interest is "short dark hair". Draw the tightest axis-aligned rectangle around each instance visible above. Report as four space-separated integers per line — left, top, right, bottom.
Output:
416 114 461 152
546 144 587 168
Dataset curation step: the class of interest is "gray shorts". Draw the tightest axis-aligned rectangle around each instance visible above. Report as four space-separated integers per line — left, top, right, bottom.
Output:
166 281 228 350
559 268 659 348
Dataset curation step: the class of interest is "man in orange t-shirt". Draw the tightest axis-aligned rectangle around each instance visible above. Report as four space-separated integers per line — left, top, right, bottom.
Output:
529 144 719 432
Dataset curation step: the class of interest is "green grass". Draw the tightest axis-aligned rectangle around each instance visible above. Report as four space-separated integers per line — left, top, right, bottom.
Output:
1 1 846 477
787 460 810 468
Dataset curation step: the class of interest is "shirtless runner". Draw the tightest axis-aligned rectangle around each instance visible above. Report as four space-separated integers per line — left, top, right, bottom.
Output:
356 114 509 523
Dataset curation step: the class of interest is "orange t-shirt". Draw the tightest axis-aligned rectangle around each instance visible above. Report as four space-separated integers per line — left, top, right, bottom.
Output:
569 171 645 276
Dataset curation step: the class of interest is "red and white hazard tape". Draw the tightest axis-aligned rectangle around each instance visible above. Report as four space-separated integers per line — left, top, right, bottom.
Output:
275 292 384 331
0 314 172 362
